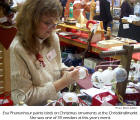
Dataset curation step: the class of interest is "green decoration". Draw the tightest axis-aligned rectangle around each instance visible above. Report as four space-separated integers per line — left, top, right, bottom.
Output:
69 2 73 18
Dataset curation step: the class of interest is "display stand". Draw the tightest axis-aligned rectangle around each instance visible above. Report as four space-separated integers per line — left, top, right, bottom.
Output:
0 44 11 94
57 23 140 60
100 45 140 99
0 25 17 94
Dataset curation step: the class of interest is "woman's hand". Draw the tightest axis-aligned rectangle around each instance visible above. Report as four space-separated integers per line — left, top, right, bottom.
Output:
62 68 79 85
54 66 89 91
61 66 75 76
54 67 79 91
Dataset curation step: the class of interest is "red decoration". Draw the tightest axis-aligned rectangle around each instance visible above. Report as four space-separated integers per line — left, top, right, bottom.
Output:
58 97 88 106
0 92 13 106
36 53 46 67
86 20 97 30
0 26 17 49
92 92 118 106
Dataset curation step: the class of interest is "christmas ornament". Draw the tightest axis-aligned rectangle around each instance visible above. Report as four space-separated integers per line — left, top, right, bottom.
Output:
79 67 87 79
135 61 140 81
129 59 136 81
91 69 103 82
100 67 115 85
91 69 103 88
113 65 127 83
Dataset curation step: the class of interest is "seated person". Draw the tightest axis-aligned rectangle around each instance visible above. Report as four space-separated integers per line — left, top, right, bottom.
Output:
10 0 87 106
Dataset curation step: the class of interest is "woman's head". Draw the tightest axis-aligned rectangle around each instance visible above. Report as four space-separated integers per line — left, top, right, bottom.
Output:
16 0 62 54
129 0 136 3
126 0 136 5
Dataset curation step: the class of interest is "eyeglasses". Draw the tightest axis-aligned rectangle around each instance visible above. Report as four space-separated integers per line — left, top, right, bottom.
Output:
42 20 61 29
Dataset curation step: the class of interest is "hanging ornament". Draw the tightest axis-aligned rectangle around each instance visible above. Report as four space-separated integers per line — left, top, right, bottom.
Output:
91 69 103 88
113 65 127 83
135 61 140 82
100 67 116 85
134 82 140 90
79 67 87 79
129 59 136 81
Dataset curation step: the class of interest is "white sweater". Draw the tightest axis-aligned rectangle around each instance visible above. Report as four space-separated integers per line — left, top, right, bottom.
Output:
10 32 67 106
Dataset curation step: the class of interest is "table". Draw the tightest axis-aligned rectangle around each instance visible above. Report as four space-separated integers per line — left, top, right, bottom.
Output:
57 23 140 61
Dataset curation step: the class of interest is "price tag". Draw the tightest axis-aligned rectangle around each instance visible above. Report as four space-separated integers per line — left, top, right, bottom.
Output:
123 24 129 29
46 49 57 61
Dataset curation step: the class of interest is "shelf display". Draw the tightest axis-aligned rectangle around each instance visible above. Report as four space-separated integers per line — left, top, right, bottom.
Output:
97 39 125 48
77 9 88 27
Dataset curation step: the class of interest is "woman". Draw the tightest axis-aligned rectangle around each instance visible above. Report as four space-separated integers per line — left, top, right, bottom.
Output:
60 0 68 17
120 0 135 19
118 0 136 37
10 0 83 106
94 0 113 30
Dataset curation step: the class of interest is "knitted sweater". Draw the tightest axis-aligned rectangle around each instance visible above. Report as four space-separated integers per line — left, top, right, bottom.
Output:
10 32 67 106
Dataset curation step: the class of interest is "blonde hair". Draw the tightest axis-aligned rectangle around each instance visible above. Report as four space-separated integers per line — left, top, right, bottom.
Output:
16 0 62 54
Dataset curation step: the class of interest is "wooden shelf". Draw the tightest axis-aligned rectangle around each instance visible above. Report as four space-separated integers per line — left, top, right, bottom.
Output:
57 23 90 33
57 23 122 60
59 36 88 49
0 44 11 94
58 23 140 61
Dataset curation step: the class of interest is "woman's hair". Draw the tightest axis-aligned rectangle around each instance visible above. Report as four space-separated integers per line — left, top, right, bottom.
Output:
16 0 62 54
125 0 135 7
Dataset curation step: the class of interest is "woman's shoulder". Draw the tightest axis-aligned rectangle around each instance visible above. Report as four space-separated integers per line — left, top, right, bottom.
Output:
10 36 26 55
52 31 59 42
50 31 60 49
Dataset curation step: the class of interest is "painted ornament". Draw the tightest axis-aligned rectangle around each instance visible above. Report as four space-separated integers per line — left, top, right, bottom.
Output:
79 67 87 79
100 67 115 85
91 69 103 83
91 69 103 88
113 65 127 83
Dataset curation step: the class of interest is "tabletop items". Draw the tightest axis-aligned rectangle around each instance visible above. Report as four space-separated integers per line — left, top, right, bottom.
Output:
46 92 87 106
0 89 27 106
